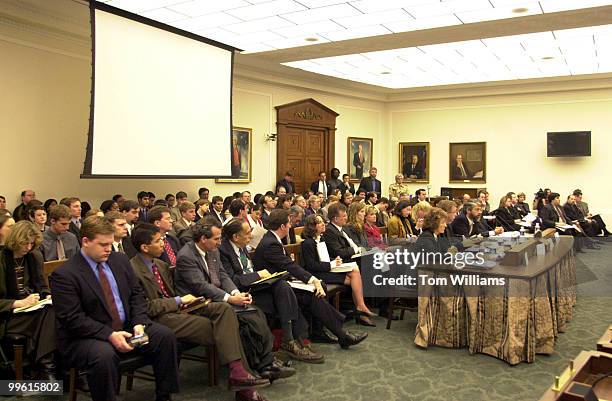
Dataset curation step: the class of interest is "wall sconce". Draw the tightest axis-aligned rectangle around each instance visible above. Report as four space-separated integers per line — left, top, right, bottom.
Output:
265 133 277 142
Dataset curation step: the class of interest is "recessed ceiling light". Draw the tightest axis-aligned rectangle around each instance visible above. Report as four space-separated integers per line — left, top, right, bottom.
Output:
512 7 529 14
541 56 555 60
304 37 319 42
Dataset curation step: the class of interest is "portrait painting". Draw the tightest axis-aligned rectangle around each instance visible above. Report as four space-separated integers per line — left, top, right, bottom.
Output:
399 142 429 182
449 142 486 183
216 127 252 183
347 137 373 182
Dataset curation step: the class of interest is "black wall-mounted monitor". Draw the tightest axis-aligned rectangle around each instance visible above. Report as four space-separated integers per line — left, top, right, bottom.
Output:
547 131 591 157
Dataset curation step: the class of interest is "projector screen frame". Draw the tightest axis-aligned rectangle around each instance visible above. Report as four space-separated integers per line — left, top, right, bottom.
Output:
82 1 240 179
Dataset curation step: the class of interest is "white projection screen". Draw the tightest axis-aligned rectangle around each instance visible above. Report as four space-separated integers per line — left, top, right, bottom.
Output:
84 3 235 178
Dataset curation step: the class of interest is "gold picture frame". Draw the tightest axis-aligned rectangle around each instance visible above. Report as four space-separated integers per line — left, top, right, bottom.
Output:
216 127 252 183
449 141 486 183
399 142 429 183
347 137 373 183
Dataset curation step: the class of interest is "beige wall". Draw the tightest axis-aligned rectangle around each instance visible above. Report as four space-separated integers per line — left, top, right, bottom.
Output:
388 91 612 221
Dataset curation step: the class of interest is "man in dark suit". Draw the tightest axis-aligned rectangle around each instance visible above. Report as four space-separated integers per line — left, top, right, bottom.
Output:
207 196 226 226
147 206 180 267
13 189 36 221
62 197 82 241
275 172 294 195
106 211 138 258
173 218 277 374
452 154 472 180
323 203 360 260
281 206 303 245
451 202 503 238
564 194 600 239
220 218 318 363
260 195 276 229
540 193 589 251
403 154 424 179
137 191 150 223
310 171 331 199
358 167 382 200
130 224 277 398
353 144 366 179
253 209 367 351
49 216 179 401
338 174 355 195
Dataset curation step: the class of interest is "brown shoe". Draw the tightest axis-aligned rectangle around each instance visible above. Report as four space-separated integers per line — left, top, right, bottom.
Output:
280 340 325 364
228 374 270 391
236 390 270 401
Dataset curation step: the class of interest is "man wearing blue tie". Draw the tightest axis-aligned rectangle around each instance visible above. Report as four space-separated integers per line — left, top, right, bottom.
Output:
358 167 382 199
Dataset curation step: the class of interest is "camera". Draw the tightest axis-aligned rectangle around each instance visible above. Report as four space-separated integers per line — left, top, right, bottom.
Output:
128 333 149 348
534 188 546 200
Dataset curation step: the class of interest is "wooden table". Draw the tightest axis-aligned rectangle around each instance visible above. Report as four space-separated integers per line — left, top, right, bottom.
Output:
414 237 576 364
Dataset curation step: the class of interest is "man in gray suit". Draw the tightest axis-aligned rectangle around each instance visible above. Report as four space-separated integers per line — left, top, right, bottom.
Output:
174 217 276 377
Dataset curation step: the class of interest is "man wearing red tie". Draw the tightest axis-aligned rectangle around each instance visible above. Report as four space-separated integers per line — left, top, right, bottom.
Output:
147 206 180 267
232 136 241 178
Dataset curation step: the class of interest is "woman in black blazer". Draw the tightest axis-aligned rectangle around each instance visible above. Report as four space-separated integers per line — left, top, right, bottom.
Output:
494 196 521 231
344 202 369 249
300 214 376 326
413 208 451 254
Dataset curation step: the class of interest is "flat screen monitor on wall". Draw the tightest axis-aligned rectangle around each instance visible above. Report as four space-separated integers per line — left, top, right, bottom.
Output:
547 131 591 157
83 2 237 178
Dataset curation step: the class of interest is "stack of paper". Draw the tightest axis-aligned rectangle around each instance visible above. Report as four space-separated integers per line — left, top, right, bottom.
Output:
330 261 358 273
13 297 52 314
288 280 315 292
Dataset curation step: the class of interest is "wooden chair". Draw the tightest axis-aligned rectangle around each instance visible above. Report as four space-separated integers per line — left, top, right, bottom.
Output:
293 226 304 238
43 259 66 286
378 226 388 244
283 243 302 264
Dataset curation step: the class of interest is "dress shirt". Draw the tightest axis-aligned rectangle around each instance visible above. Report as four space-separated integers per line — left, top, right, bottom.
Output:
81 249 125 322
230 241 253 273
42 229 80 261
331 223 360 254
195 244 238 302
270 230 317 284
138 255 181 305
317 181 327 197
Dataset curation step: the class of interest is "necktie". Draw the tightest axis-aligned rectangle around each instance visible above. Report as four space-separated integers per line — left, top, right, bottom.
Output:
204 252 221 288
239 250 252 274
75 219 81 229
459 164 467 177
372 180 377 192
555 206 566 223
117 242 125 253
96 263 123 331
152 264 171 298
163 239 176 266
56 238 66 260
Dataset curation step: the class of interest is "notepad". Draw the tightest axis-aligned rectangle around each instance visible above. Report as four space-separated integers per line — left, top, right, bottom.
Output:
288 280 315 292
13 297 52 314
330 262 358 273
251 271 288 285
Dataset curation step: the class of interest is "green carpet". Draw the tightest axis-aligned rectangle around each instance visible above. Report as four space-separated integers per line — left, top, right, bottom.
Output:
14 244 612 401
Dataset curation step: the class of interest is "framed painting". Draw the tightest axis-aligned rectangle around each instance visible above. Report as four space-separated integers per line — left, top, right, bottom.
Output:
449 142 486 183
347 137 373 182
399 142 429 182
216 127 252 183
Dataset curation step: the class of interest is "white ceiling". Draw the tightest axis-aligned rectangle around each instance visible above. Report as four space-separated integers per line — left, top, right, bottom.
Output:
99 0 612 89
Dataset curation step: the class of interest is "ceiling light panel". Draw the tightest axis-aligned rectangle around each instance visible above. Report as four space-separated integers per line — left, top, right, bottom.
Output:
226 0 307 21
166 0 251 17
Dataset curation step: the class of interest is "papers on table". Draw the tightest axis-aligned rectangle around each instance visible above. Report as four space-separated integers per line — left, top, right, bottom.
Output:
517 221 532 227
288 280 315 292
330 261 358 273
316 241 330 263
482 215 496 220
522 213 537 223
13 297 52 314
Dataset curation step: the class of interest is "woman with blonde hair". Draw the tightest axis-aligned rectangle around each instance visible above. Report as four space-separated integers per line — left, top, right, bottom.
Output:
414 208 450 253
363 206 386 249
410 201 432 235
344 202 368 248
300 214 376 326
0 214 16 248
0 220 56 379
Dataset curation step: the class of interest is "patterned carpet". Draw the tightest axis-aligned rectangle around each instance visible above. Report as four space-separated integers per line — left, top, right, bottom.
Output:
17 243 612 401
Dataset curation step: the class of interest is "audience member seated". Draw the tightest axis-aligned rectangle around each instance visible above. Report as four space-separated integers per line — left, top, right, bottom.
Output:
375 198 390 227
388 174 409 200
50 216 179 401
304 195 322 219
341 191 354 208
365 191 378 206
364 206 386 249
539 192 591 251
130 224 276 399
344 202 369 249
147 206 179 267
451 202 503 238
436 200 462 250
196 187 210 205
106 211 137 258
169 191 186 223
119 199 140 236
173 218 277 374
358 167 382 199
564 194 601 239
135 191 150 223
100 199 119 214
493 195 521 232
13 189 36 222
0 195 6 210
476 190 491 215
516 192 530 216
414 208 451 254
322 203 361 260
261 195 276 228
0 214 16 248
574 189 611 237
194 199 209 222
42 205 80 261
1 221 56 380
387 200 415 245
226 199 249 225
338 174 355 195
28 204 47 232
410 201 432 236
281 206 303 245
301 214 376 327
276 196 292 210
219 218 319 365
173 201 196 235
207 195 226 226
253 209 368 350
506 192 525 219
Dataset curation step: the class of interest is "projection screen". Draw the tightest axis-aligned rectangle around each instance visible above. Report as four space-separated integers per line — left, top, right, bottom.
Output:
83 3 235 178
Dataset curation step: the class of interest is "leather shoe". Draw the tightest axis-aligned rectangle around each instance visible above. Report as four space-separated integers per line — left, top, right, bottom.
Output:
280 340 324 363
338 331 368 350
310 327 338 344
228 374 270 391
236 390 269 401
259 358 296 381
356 316 376 327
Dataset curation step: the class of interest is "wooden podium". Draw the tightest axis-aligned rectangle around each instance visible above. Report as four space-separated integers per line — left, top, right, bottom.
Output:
597 325 612 354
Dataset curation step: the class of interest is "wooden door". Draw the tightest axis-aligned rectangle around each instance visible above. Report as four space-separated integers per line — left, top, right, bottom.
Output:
275 99 338 195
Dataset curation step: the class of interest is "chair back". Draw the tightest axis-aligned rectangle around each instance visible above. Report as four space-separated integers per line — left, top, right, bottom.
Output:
43 260 66 287
283 243 302 264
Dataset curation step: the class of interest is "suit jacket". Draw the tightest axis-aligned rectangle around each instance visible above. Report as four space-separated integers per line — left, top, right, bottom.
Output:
403 161 424 179
173 218 192 236
321 224 356 261
564 203 584 222
0 248 48 314
353 151 365 178
493 208 520 231
129 255 179 319
160 234 180 266
49 252 151 349
358 176 382 198
451 213 492 238
387 215 413 240
206 210 225 226
299 237 332 275
539 204 562 229
218 239 261 291
69 221 81 244
252 231 312 283
338 182 355 195
275 178 294 195
344 224 368 248
452 163 472 180
174 242 236 302
137 208 149 223
310 180 331 196
414 231 450 253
